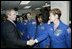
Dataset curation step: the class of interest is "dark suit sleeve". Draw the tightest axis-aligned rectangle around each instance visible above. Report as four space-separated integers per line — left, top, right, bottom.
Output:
1 22 27 47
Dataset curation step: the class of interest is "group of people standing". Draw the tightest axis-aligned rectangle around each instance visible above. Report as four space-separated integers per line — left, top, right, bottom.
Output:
1 8 71 48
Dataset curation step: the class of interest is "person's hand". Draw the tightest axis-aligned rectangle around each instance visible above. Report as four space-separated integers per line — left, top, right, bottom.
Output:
48 20 51 24
27 39 35 46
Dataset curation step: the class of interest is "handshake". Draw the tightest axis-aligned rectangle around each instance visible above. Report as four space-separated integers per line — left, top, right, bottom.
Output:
27 39 36 46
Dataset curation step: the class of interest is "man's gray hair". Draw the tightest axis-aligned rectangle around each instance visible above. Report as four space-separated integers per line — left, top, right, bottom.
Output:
6 9 15 16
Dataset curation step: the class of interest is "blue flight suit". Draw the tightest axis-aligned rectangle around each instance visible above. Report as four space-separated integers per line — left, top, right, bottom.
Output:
48 20 71 48
26 19 36 39
16 21 29 40
34 23 50 48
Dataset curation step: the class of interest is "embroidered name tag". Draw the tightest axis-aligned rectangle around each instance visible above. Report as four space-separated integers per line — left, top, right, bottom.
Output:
32 22 36 24
54 29 62 36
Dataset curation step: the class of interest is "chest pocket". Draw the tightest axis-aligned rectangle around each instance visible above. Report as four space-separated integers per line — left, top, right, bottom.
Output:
54 29 62 36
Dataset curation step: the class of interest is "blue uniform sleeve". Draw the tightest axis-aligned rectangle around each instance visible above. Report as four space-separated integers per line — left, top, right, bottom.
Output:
36 28 50 46
65 27 71 48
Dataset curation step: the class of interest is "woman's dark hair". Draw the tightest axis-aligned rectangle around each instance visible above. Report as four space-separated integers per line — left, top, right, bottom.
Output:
22 14 28 20
36 14 43 25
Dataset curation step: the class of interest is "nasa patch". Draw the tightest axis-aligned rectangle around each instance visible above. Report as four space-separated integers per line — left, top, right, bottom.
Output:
54 29 62 36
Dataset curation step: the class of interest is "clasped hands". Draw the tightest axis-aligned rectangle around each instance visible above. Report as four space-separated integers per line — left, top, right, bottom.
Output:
27 39 36 46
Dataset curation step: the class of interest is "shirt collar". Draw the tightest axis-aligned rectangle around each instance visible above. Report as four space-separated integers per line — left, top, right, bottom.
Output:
7 18 16 26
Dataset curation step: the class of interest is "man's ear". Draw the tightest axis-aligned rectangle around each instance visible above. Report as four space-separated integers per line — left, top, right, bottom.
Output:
8 13 11 16
55 14 58 19
8 14 10 17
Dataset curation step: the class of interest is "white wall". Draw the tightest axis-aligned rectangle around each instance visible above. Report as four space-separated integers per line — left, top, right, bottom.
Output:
51 1 70 25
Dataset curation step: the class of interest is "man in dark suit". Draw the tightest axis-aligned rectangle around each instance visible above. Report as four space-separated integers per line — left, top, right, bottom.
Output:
1 9 35 48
